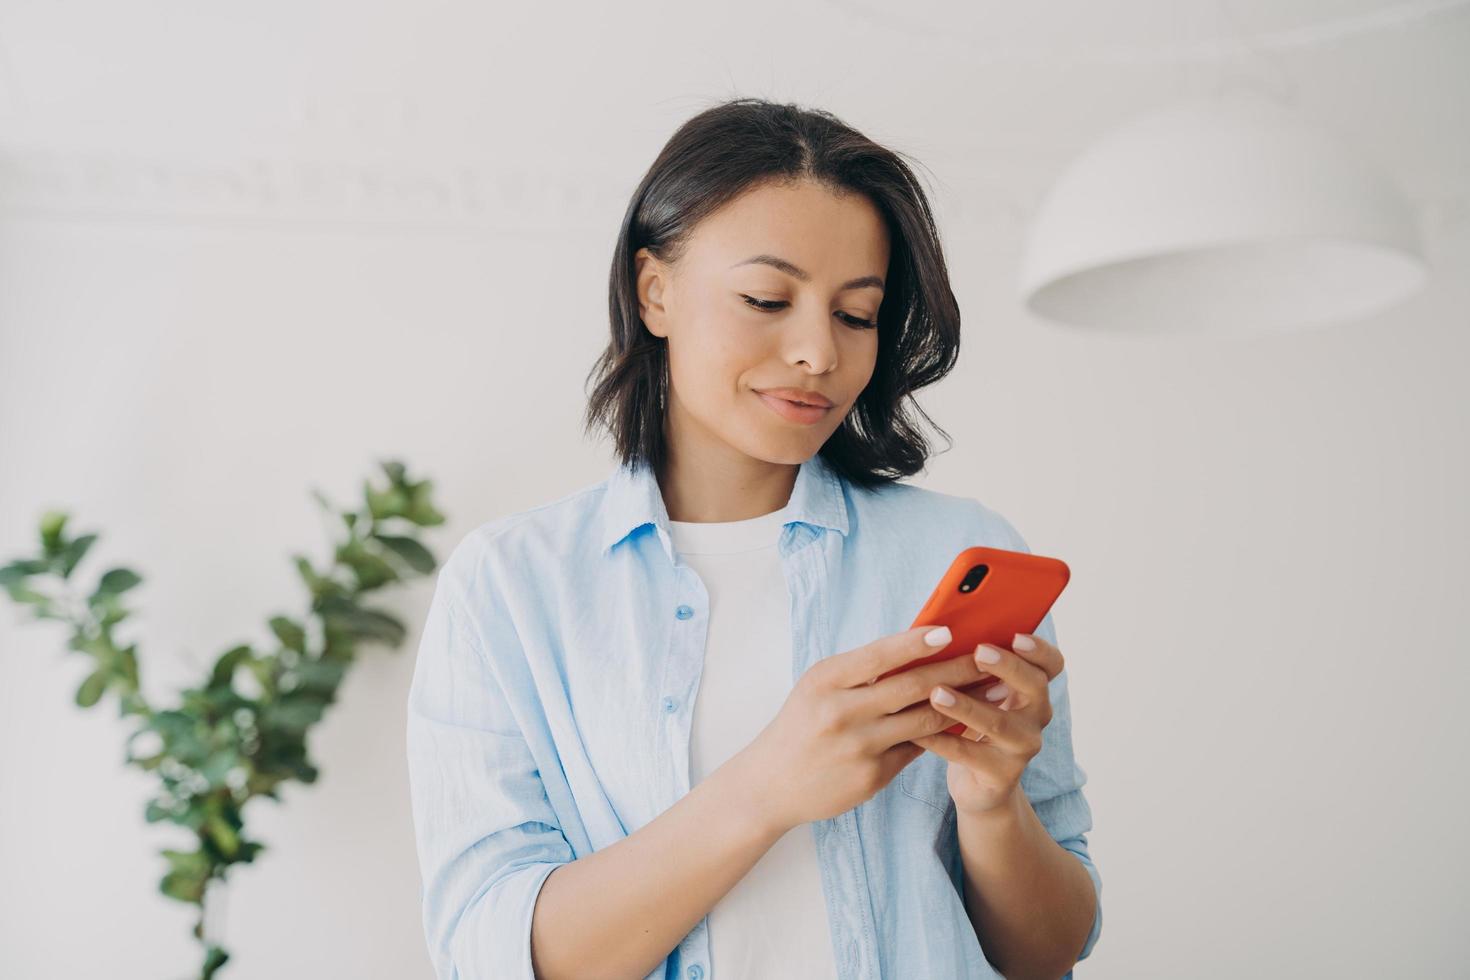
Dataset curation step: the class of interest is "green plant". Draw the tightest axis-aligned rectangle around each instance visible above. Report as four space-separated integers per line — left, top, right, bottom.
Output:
0 459 446 979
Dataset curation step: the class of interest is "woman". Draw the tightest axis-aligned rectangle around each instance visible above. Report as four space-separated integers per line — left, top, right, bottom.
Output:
406 97 1102 980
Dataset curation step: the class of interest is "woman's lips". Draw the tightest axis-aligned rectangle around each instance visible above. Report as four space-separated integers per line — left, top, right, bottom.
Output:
755 390 833 424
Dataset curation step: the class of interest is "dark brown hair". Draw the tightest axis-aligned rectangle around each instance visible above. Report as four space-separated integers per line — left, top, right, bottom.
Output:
581 97 962 491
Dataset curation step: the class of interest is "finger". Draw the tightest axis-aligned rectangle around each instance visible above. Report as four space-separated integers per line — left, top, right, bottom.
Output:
926 684 1040 756
908 731 1005 773
1008 631 1065 681
971 640 1052 710
857 649 997 717
867 693 980 750
829 624 957 690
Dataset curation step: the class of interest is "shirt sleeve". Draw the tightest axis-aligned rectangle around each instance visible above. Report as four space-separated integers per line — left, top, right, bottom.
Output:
989 509 1105 967
406 543 574 980
1032 608 1104 968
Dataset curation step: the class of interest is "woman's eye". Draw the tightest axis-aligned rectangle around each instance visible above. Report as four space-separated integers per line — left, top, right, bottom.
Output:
739 294 877 330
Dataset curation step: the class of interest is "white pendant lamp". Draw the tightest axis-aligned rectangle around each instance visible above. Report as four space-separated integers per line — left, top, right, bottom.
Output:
1018 91 1430 335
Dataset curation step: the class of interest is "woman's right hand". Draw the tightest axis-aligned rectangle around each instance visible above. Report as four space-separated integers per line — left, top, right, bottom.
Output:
738 625 993 833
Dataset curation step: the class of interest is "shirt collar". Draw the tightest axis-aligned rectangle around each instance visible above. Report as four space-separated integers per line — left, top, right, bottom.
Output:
599 452 850 556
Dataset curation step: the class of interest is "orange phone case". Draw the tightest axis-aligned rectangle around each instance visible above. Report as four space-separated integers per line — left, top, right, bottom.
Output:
874 546 1070 737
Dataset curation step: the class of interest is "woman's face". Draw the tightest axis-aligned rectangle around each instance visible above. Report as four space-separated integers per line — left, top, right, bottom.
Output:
635 179 890 467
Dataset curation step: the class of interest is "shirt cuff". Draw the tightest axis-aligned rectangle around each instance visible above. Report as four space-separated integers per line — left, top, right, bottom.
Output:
1060 842 1103 964
450 861 562 980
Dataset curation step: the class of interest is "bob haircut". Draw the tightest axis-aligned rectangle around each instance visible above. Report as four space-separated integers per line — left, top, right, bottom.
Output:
582 96 963 491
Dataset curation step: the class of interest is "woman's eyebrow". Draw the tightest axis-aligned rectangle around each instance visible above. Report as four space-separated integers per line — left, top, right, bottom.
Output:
731 253 884 291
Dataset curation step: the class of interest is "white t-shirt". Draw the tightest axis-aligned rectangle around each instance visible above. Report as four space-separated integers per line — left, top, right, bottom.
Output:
667 504 841 980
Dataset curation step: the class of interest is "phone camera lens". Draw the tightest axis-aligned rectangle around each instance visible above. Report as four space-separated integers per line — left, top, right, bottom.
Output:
958 563 989 593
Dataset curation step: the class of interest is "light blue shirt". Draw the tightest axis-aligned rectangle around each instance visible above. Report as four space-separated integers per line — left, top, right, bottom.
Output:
406 452 1102 979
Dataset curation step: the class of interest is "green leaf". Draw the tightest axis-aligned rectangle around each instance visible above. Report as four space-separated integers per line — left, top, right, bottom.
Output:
30 606 72 623
59 533 98 578
245 656 276 698
202 944 230 979
93 567 142 598
204 813 241 858
246 771 287 799
318 628 356 660
75 669 108 707
293 554 324 593
144 710 207 761
39 510 69 554
405 480 446 526
117 644 140 689
2 578 50 604
209 645 253 690
144 709 197 739
94 594 130 629
162 846 210 875
158 847 213 904
68 633 113 658
364 480 409 520
269 616 307 653
320 596 405 645
335 540 398 590
380 459 407 485
264 696 327 733
372 534 436 574
292 658 347 693
160 869 208 904
0 558 50 590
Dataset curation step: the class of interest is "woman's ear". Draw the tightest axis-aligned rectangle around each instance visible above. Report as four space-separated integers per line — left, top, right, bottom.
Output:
634 247 671 339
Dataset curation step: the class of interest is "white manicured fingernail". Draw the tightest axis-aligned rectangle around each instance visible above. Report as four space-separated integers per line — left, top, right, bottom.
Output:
931 686 956 706
924 626 952 647
985 683 1010 702
975 643 1002 664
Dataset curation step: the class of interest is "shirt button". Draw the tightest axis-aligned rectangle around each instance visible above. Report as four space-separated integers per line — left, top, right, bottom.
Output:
675 604 694 620
686 966 704 980
662 696 677 713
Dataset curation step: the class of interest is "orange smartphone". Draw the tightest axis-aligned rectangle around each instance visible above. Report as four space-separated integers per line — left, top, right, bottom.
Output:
874 546 1070 736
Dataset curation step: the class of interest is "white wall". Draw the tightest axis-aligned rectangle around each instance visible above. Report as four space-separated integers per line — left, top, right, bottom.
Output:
2 2 1467 977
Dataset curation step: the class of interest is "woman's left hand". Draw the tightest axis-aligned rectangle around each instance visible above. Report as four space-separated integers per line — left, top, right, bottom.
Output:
909 631 1064 817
